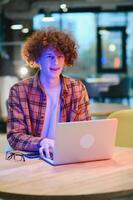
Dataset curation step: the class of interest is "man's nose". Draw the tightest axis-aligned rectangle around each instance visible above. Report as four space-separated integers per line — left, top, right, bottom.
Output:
53 56 59 65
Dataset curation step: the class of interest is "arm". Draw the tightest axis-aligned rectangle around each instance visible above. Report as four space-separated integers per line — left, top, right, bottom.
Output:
7 85 43 152
70 81 91 121
74 81 91 121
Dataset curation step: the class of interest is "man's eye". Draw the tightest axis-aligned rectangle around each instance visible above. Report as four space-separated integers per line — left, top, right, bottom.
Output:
58 55 64 58
47 55 52 58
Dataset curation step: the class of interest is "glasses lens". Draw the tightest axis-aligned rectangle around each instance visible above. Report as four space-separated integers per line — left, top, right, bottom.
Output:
6 151 13 160
14 153 24 161
5 151 25 162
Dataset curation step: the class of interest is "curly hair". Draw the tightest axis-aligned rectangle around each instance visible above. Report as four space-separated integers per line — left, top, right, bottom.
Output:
21 27 78 68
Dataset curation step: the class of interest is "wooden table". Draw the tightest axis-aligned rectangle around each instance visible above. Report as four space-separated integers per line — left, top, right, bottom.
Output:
90 102 129 117
0 147 133 200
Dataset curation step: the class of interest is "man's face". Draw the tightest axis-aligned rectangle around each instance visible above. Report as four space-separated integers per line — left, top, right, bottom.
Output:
38 47 65 80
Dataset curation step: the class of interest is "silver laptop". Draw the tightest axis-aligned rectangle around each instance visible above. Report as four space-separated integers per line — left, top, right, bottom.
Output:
43 118 118 165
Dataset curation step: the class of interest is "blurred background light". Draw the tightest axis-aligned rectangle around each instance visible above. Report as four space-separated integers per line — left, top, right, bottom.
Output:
18 66 29 78
108 44 116 52
60 3 68 12
10 24 23 30
21 28 29 33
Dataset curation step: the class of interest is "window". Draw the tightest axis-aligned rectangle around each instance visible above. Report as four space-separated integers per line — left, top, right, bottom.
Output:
97 26 126 73
61 12 96 78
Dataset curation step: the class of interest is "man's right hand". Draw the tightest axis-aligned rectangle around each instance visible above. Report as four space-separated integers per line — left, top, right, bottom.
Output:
39 138 54 160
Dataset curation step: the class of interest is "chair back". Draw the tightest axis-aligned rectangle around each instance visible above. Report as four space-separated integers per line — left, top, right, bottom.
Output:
107 109 133 147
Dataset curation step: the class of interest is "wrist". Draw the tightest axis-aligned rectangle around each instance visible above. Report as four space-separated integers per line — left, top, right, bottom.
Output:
40 139 43 147
38 138 44 148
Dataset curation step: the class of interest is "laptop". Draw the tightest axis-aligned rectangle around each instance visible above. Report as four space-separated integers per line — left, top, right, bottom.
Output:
43 118 118 165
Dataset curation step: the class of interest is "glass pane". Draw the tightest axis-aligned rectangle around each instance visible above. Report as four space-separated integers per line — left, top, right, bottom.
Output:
127 12 133 75
61 12 96 78
98 13 126 26
32 13 60 30
100 30 122 70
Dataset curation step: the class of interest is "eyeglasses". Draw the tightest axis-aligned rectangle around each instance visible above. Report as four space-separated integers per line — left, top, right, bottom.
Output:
5 151 26 162
5 150 40 162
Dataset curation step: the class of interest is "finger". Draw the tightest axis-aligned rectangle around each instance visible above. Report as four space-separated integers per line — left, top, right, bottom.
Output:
49 146 54 154
44 146 51 159
49 141 54 152
39 147 46 160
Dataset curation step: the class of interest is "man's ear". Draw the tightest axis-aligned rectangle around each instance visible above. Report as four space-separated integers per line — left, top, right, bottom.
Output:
36 58 40 65
36 58 41 69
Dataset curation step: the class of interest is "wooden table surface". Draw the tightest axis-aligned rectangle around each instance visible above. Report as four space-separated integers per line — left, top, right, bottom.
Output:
0 147 133 200
90 102 130 117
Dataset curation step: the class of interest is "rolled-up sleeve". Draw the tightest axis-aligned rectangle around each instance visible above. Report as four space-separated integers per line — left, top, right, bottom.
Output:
77 81 91 121
7 85 43 152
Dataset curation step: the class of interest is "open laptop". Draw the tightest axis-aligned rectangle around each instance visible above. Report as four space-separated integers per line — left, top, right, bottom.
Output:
43 118 118 165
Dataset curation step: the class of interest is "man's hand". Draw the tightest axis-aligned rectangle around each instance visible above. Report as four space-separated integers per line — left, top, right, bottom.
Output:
39 138 54 160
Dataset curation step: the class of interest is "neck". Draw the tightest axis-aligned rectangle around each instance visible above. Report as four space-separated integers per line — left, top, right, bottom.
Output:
40 74 60 88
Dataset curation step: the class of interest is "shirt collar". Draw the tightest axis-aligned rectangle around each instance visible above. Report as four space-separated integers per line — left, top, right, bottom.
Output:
32 70 44 92
32 70 69 94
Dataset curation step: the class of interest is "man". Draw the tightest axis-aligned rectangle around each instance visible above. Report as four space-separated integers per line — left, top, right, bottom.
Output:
7 27 91 160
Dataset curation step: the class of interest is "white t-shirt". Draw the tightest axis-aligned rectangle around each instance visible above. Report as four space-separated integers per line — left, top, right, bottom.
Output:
42 83 61 139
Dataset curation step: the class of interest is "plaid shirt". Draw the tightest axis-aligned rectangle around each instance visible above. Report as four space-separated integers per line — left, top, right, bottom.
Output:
7 72 91 152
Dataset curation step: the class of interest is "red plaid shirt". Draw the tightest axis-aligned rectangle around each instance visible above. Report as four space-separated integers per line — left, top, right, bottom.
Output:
7 72 91 151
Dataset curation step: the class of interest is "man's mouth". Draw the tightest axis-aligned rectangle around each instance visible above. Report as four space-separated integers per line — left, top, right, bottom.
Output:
50 68 60 71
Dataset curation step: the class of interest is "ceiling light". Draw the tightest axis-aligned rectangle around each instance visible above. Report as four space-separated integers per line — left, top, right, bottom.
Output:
42 13 55 22
60 3 68 12
60 4 67 9
10 24 23 30
42 17 55 22
22 28 29 33
37 9 55 23
62 7 68 12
